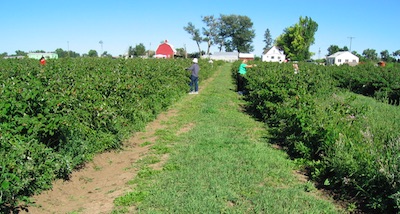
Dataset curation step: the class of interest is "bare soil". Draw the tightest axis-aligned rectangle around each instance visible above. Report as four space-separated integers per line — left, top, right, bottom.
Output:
22 109 179 214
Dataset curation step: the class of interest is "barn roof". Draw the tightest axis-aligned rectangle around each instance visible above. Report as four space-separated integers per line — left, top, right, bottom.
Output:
157 40 176 54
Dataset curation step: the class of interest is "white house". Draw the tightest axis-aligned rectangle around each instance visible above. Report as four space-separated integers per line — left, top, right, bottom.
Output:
262 46 286 62
326 51 359 66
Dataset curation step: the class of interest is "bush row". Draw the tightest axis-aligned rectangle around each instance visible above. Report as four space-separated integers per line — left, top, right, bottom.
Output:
328 62 400 105
233 61 400 213
0 58 216 212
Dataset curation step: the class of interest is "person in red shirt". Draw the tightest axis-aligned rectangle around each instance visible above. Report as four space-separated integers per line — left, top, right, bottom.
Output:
40 56 46 65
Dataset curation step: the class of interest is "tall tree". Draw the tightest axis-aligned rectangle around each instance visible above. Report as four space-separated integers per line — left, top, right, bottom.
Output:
393 50 400 62
101 51 113 58
263 28 273 51
175 48 186 57
219 14 255 53
0 52 7 58
381 50 395 62
327 45 340 55
14 50 27 56
133 43 146 57
275 16 318 60
214 22 226 52
55 48 67 58
201 15 219 56
88 49 98 57
127 46 134 57
362 49 377 61
184 22 202 55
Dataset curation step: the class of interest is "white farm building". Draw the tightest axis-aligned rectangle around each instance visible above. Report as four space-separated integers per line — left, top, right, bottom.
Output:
209 52 239 62
262 46 286 62
326 51 359 66
27 52 58 60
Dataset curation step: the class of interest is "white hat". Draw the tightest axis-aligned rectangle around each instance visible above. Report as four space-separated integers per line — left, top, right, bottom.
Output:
192 58 198 63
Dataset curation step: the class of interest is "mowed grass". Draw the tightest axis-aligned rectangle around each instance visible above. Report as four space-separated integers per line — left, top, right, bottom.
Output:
112 63 344 213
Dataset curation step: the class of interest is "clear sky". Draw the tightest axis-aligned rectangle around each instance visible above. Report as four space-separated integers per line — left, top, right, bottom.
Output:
1 0 399 59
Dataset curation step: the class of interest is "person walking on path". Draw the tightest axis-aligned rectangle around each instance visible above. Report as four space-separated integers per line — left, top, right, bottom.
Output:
237 59 256 95
186 58 200 94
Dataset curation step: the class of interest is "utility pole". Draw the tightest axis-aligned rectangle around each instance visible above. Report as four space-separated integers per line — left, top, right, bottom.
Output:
149 42 151 58
67 41 70 57
347 36 355 51
184 44 187 59
318 47 321 59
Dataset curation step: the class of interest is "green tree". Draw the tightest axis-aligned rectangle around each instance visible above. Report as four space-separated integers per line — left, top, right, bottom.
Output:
327 45 340 55
55 48 68 58
184 22 202 55
379 50 395 62
393 50 400 62
219 14 255 53
101 51 113 58
0 52 8 58
127 46 134 57
133 43 146 57
88 49 98 57
263 28 273 51
362 49 377 61
327 45 350 56
201 15 219 56
275 16 318 60
14 50 27 56
175 48 186 57
380 50 390 61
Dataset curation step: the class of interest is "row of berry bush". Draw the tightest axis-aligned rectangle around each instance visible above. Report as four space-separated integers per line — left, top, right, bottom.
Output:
232 61 400 213
0 57 217 212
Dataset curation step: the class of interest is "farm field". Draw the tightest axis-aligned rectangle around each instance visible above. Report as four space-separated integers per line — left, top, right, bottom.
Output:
3 58 400 213
14 62 343 213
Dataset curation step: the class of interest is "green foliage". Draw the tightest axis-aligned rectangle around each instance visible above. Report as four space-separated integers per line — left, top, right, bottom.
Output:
133 43 146 57
275 16 318 60
328 63 400 105
219 14 255 52
239 61 400 213
0 57 216 211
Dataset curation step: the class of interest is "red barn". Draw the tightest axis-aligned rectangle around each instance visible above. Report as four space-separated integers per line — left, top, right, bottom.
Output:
155 40 176 58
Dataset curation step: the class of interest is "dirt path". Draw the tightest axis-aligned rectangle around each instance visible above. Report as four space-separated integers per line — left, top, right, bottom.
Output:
22 108 177 214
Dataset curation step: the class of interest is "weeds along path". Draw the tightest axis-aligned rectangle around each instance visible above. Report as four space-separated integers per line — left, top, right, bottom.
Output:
25 63 342 214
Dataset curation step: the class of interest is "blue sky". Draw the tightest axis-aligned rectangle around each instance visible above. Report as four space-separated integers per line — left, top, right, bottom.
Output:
1 0 399 59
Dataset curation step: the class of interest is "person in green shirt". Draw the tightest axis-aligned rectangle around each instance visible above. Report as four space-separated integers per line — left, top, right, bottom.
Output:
237 59 256 95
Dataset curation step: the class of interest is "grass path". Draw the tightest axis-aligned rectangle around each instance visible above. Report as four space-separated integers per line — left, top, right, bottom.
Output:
112 63 344 213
